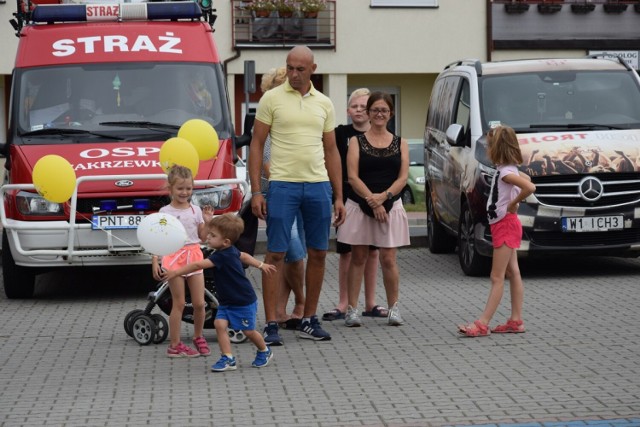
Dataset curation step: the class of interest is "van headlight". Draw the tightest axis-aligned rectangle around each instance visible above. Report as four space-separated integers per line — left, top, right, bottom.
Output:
416 176 426 185
192 185 233 210
16 191 65 215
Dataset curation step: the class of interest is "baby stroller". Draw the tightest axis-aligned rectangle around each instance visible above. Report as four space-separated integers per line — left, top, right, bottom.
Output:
124 194 259 346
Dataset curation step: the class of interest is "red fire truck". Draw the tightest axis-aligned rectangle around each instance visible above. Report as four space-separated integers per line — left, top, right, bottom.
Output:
1 0 252 298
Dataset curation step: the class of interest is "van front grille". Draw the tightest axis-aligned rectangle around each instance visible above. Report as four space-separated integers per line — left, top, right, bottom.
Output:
532 173 640 209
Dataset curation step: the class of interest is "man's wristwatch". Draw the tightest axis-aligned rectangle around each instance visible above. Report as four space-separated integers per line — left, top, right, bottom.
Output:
386 191 393 200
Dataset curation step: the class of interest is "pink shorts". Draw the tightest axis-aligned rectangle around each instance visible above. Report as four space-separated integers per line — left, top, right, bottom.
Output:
490 213 522 249
161 243 203 277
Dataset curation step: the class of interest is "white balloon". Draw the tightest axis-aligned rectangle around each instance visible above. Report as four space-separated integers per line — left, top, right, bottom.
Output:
137 213 188 256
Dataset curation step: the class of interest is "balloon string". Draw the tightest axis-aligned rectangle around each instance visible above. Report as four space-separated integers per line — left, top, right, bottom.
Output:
75 211 148 253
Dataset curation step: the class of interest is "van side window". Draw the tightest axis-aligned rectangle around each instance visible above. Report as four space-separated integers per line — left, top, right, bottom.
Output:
453 79 471 143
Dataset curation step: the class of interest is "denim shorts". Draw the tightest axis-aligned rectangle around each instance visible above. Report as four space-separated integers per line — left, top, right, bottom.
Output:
266 181 332 252
215 301 258 331
285 214 307 263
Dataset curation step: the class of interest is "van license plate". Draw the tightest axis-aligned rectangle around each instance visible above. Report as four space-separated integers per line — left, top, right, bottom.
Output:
561 216 623 232
92 215 145 230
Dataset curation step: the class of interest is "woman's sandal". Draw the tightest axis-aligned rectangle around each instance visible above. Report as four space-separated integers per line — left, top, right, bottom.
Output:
278 318 302 330
457 320 490 337
491 319 525 334
362 305 389 318
322 309 345 321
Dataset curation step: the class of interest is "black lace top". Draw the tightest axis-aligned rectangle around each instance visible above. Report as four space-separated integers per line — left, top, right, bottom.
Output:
349 133 402 198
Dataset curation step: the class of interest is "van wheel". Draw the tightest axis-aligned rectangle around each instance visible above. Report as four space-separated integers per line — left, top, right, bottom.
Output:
2 230 36 299
458 202 491 276
401 187 413 205
427 193 455 253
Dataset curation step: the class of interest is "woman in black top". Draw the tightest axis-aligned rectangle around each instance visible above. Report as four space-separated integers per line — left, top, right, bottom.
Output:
336 91 410 327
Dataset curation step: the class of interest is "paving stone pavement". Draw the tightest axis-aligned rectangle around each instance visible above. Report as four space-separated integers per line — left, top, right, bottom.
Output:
1 246 640 426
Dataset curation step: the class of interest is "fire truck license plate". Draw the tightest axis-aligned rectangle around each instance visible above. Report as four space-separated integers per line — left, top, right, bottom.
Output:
92 215 145 230
561 215 623 232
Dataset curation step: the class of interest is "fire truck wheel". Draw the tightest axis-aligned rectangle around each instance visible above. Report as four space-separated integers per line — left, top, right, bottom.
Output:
2 230 36 299
131 314 158 346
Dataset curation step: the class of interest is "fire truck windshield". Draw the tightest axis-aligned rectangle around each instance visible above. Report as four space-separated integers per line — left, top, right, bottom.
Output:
17 62 230 141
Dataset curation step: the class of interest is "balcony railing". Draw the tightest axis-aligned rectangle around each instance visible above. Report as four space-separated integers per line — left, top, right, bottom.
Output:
231 1 336 49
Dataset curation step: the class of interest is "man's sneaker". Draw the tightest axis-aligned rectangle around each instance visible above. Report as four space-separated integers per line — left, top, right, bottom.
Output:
299 315 332 341
263 322 284 346
211 355 237 372
388 302 405 326
167 342 200 358
252 348 273 368
192 336 211 356
344 305 362 327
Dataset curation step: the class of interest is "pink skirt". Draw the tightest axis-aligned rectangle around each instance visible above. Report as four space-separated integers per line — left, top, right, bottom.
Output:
490 213 522 249
337 199 410 248
161 243 204 277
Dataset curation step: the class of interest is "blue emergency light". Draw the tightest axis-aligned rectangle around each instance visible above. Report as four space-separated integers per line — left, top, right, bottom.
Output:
31 1 202 23
98 199 150 211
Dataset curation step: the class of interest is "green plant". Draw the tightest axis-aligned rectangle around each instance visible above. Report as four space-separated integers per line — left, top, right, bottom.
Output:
246 0 276 12
275 0 297 13
299 0 326 13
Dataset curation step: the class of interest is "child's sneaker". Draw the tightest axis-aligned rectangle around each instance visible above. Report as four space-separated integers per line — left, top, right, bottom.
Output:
192 336 211 356
211 355 237 372
299 315 331 341
252 348 273 368
167 342 200 358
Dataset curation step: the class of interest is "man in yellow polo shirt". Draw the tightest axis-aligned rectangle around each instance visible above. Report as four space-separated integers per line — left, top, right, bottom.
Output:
249 46 346 345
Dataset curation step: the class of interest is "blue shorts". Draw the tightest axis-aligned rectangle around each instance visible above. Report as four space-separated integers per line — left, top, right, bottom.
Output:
266 181 332 252
215 301 258 331
285 214 307 263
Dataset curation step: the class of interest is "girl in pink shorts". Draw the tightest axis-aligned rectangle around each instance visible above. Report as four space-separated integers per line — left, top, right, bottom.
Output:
458 125 536 337
151 165 213 357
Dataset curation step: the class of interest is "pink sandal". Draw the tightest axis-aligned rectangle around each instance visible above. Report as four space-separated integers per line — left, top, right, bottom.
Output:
491 319 525 334
458 320 490 337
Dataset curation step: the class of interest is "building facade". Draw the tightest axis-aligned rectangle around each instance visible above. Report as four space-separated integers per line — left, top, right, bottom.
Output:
1 0 639 144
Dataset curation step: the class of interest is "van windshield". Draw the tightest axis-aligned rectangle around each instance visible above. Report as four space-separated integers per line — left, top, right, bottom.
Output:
16 62 231 140
480 70 640 131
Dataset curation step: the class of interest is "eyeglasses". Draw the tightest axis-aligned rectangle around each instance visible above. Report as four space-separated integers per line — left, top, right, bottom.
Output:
369 108 391 115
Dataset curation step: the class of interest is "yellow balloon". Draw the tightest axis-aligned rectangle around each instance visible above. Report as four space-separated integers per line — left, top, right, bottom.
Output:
159 137 199 176
32 155 76 203
178 119 219 161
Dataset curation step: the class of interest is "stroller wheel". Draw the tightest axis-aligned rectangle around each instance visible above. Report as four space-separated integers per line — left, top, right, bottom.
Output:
131 314 158 346
228 328 248 344
124 309 144 337
151 313 169 344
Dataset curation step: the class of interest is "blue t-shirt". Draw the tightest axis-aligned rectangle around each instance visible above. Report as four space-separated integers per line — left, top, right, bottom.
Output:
208 246 257 306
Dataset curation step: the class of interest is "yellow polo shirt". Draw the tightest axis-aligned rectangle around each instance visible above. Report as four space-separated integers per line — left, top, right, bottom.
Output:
255 80 335 183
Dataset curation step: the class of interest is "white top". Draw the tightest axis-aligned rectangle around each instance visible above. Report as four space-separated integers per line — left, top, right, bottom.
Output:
486 164 521 225
159 203 204 244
